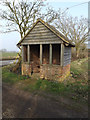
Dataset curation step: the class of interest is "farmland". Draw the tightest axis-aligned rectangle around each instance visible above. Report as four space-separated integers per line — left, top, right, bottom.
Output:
0 51 18 60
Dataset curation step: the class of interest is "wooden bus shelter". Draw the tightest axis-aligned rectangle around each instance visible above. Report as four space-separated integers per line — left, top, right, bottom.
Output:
17 19 75 81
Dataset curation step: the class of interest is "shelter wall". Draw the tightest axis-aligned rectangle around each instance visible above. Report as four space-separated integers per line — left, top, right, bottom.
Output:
21 22 62 44
64 46 71 66
22 64 70 81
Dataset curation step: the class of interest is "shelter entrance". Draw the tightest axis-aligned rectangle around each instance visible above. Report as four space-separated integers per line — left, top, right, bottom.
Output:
52 44 61 65
42 44 49 64
30 45 40 73
22 44 62 73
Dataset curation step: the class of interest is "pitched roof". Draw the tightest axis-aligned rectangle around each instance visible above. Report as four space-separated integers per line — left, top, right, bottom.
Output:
17 18 75 47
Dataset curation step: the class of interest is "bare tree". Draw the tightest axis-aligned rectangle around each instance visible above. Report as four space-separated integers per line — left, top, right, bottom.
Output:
0 0 58 39
42 6 58 23
55 9 88 57
0 0 45 38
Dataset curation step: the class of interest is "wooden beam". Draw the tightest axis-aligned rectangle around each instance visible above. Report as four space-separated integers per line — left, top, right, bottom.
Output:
28 45 30 64
21 41 62 45
40 44 42 64
49 44 52 64
22 45 24 62
60 43 64 66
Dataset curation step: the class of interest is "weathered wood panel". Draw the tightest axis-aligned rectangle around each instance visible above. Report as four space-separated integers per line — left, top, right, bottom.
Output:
22 38 61 43
63 46 71 66
50 44 52 64
28 32 55 36
24 37 60 41
27 45 30 63
60 43 64 66
22 22 62 44
21 41 62 45
29 31 56 35
25 35 58 40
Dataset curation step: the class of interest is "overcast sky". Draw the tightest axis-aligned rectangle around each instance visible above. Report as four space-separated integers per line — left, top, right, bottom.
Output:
0 0 88 51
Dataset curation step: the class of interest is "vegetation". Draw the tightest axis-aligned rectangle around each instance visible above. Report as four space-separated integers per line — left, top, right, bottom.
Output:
2 66 28 84
0 0 56 38
23 57 88 102
2 51 18 59
2 58 88 103
23 78 88 102
55 10 88 58
0 49 18 59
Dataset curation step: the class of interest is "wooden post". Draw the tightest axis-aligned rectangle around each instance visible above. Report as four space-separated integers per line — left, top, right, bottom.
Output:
40 44 42 64
60 43 64 66
28 45 30 64
49 44 52 65
22 45 24 62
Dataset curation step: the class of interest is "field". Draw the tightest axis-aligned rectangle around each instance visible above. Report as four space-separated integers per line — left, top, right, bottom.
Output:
0 51 18 60
2 57 88 118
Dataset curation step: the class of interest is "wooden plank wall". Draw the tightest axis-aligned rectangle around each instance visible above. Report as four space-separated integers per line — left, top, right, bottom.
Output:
63 46 71 66
21 22 62 44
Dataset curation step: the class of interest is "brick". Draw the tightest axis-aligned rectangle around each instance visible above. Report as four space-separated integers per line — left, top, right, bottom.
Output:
22 63 70 82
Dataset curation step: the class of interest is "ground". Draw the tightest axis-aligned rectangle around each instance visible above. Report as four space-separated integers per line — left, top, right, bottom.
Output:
2 58 88 118
2 83 88 118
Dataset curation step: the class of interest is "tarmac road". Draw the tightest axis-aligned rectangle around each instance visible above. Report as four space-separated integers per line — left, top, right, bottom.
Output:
0 60 18 67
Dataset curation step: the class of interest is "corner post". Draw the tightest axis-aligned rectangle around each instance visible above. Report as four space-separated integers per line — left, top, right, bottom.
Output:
40 44 42 64
28 45 30 64
49 44 52 65
60 43 64 66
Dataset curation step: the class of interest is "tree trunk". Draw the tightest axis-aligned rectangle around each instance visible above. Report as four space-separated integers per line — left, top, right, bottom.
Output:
76 47 79 58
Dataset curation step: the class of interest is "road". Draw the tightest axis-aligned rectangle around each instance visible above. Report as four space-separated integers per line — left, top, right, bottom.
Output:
0 60 18 67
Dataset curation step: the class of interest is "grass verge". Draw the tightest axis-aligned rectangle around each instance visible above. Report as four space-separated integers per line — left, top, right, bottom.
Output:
2 66 28 84
2 58 88 103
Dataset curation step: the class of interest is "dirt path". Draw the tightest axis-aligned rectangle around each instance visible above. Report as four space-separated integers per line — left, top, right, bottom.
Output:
2 83 88 118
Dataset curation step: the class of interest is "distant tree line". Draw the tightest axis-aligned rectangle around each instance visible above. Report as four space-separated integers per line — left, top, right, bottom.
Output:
0 49 18 53
0 49 7 52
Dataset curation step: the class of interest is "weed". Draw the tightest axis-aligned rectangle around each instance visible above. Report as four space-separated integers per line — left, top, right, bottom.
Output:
2 68 28 84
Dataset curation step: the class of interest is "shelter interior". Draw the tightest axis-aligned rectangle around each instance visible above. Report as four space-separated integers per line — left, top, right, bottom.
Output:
23 44 61 73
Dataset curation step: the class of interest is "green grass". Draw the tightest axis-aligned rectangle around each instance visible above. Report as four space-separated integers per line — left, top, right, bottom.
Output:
22 58 88 102
2 51 18 58
71 58 88 80
23 79 70 93
23 78 88 101
2 57 88 103
2 67 28 84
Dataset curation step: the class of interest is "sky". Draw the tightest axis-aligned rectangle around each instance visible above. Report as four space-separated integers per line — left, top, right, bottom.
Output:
0 0 88 52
